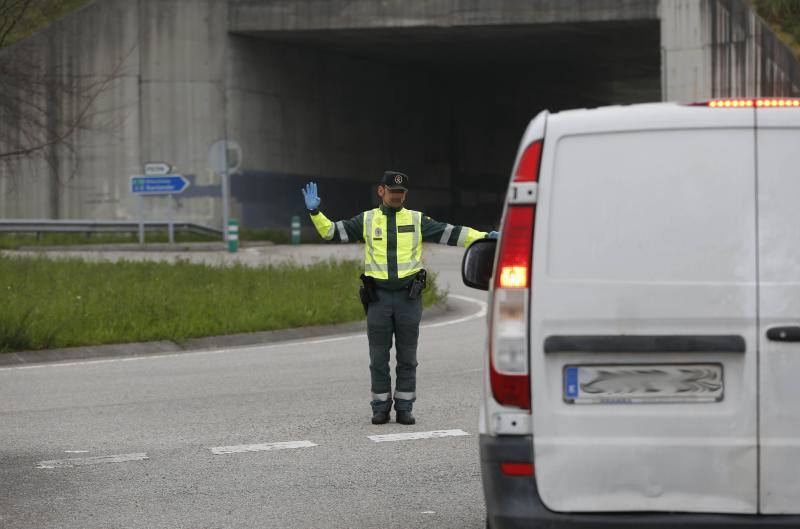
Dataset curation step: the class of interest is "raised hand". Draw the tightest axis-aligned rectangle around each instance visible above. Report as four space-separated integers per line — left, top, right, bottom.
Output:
301 182 321 211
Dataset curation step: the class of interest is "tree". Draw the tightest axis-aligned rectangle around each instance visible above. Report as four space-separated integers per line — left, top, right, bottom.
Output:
0 0 113 165
0 38 120 163
0 0 129 218
1 0 90 49
752 0 800 60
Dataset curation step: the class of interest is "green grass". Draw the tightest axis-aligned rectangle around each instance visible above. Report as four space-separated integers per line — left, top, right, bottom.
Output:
0 255 446 353
0 231 217 249
0 228 321 249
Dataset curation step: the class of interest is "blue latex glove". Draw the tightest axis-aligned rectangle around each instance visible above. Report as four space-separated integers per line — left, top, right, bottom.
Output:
301 182 321 211
487 231 499 239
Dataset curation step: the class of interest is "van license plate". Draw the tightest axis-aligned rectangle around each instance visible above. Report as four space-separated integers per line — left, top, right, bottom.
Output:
563 364 723 404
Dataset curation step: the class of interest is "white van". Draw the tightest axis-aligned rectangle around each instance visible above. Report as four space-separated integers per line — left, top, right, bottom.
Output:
462 99 800 529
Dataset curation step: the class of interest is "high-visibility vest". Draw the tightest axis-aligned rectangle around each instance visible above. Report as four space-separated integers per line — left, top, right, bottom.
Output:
363 207 423 280
309 205 487 279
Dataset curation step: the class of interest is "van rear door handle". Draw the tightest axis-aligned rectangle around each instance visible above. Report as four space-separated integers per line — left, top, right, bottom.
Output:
766 326 800 342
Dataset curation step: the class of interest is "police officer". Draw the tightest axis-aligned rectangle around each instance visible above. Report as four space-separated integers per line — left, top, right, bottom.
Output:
301 171 498 425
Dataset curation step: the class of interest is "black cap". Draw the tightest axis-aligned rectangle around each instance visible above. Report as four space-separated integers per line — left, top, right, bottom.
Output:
380 170 409 191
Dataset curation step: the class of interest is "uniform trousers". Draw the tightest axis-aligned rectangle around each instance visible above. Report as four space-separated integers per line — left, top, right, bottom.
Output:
367 287 423 413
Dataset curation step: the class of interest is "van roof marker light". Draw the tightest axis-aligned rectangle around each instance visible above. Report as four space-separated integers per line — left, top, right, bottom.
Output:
693 98 800 108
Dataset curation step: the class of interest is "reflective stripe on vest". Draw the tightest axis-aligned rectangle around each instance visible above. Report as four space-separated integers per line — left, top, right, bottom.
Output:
363 210 382 276
399 210 423 277
335 221 348 243
457 226 469 247
365 263 388 273
439 223 454 244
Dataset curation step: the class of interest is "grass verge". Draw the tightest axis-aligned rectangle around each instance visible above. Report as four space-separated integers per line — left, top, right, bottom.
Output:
0 255 446 353
0 228 319 249
0 232 217 249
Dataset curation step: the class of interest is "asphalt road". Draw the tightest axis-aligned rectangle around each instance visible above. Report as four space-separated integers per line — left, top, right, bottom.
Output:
0 245 490 529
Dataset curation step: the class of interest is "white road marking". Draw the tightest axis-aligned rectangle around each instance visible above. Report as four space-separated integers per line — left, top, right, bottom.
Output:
368 429 470 443
420 294 486 329
209 440 317 455
63 450 89 453
421 511 436 514
36 453 148 469
0 295 487 371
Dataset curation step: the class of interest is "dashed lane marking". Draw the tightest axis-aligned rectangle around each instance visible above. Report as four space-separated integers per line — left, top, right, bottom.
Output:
36 453 149 469
209 440 317 455
34 430 469 470
368 429 470 443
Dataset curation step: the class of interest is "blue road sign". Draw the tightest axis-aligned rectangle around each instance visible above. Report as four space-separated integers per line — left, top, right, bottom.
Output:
130 175 189 195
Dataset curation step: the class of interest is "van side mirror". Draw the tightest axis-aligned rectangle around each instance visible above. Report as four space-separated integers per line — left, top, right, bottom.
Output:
461 238 497 291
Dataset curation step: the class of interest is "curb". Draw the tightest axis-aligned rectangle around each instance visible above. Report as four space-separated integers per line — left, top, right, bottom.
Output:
10 241 275 252
0 296 476 367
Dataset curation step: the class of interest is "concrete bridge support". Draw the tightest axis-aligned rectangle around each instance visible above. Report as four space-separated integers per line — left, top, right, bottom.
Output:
0 0 797 230
662 0 800 100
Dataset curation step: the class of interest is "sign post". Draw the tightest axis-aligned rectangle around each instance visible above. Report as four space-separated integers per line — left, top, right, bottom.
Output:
138 195 145 246
144 162 176 243
130 169 189 246
228 219 239 253
291 215 301 245
208 140 242 242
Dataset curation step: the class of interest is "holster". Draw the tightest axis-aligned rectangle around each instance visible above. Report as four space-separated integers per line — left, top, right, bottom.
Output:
408 269 427 300
359 274 379 314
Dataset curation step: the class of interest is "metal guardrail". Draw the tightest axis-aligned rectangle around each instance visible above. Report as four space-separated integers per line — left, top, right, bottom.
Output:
0 219 223 238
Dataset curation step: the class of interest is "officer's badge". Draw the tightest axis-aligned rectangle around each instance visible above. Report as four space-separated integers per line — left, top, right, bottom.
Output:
395 175 403 184
375 227 382 238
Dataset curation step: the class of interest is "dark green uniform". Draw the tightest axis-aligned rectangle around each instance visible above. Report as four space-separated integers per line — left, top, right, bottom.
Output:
311 204 488 413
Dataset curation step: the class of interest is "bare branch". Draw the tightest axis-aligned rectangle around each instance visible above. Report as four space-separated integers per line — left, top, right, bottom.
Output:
0 54 134 186
0 0 32 48
0 0 139 211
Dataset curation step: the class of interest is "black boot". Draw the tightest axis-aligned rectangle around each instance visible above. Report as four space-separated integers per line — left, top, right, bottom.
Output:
396 410 415 425
371 410 390 425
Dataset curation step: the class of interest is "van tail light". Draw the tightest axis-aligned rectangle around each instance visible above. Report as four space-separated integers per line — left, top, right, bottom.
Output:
513 141 542 182
688 98 800 108
489 282 531 409
500 462 534 477
489 140 541 410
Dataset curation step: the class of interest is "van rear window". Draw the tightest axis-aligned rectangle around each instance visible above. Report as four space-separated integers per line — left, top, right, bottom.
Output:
546 129 756 282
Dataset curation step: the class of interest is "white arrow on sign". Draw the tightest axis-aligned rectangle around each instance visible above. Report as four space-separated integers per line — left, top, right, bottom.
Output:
144 162 172 176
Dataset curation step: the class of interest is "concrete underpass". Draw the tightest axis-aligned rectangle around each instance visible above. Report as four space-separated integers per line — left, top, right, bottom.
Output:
0 0 797 230
227 18 661 228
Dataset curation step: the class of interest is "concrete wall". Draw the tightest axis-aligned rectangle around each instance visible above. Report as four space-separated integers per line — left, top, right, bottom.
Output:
226 36 453 227
229 0 660 31
0 0 140 220
225 23 661 229
137 0 229 228
0 0 229 227
0 0 798 231
661 0 800 101
226 0 663 228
